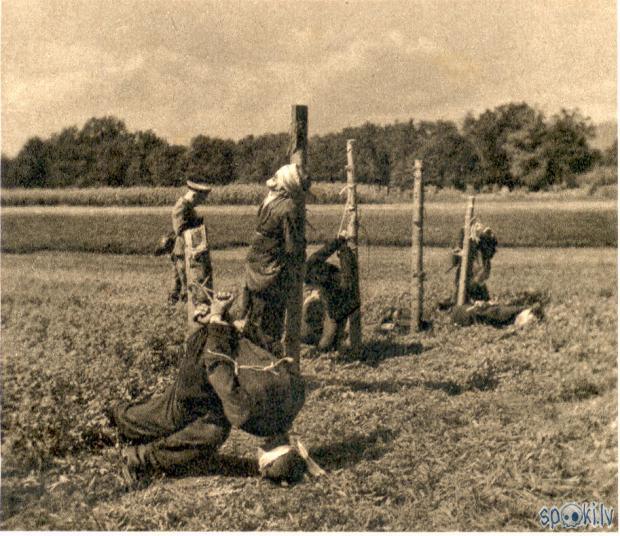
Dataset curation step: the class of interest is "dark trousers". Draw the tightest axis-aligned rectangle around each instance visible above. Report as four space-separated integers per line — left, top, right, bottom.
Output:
451 303 525 327
243 285 287 354
113 382 230 472
300 292 345 352
170 255 188 301
452 266 490 303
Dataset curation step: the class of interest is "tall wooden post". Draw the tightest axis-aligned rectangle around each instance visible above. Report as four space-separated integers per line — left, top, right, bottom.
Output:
346 139 362 350
411 160 424 332
284 105 308 364
456 196 475 306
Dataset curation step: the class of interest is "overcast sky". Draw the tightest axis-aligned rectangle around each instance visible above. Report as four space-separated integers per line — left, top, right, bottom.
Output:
1 0 616 156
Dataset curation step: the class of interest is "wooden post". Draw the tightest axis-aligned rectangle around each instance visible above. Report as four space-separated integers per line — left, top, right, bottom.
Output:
346 139 362 350
183 225 214 334
411 160 424 332
284 105 308 364
456 196 475 306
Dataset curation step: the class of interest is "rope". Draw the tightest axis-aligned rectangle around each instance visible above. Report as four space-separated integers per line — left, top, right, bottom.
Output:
205 348 294 377
189 279 215 297
337 204 351 236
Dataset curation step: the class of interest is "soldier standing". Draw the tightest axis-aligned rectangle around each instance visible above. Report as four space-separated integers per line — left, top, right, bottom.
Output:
170 178 213 308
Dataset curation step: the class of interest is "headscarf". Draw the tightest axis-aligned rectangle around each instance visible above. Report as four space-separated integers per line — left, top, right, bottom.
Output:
269 164 306 197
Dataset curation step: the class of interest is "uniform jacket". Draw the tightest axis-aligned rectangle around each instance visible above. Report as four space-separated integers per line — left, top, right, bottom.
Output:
171 196 204 257
244 193 305 293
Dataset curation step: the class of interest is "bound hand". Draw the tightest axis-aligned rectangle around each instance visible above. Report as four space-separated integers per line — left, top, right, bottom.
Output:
210 291 235 317
193 303 211 324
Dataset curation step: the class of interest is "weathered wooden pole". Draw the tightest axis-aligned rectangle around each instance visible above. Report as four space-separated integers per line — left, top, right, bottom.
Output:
345 139 362 350
456 196 475 306
284 105 308 364
411 160 424 332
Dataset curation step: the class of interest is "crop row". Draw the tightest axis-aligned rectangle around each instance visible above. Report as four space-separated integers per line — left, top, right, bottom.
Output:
1 182 615 207
0 184 416 206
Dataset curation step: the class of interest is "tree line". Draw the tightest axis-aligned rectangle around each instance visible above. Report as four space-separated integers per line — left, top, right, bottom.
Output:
1 102 616 191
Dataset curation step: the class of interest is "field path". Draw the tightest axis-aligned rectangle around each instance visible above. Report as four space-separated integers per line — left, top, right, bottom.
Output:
2 199 616 216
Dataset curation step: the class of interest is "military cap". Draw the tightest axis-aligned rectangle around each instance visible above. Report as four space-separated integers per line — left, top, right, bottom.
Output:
186 177 212 192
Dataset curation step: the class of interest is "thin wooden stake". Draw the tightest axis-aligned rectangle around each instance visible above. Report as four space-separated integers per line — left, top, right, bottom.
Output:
346 139 362 350
411 160 424 332
456 196 475 306
284 105 308 365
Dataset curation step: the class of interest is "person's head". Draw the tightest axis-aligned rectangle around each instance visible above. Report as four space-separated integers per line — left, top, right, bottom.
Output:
258 445 308 484
471 223 497 260
478 228 497 260
185 178 212 205
265 164 308 198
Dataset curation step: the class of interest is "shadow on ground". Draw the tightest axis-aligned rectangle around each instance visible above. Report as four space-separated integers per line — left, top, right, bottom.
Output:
169 454 259 479
306 376 465 397
338 338 425 366
309 427 398 470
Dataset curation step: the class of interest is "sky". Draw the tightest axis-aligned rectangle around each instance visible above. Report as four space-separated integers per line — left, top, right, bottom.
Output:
1 0 617 156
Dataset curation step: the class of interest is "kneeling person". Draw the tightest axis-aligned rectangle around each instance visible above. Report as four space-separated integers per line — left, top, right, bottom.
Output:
109 292 312 484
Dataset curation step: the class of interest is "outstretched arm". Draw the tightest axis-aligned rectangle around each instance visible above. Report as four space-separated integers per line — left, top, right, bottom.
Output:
306 236 346 265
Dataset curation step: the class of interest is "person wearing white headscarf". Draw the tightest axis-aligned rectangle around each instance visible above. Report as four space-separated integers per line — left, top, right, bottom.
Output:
241 164 308 354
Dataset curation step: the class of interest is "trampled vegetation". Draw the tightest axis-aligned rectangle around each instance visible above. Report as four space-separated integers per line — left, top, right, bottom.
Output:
1 247 616 530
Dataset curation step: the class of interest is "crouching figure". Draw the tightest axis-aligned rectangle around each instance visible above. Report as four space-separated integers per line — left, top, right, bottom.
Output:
108 292 322 485
301 234 361 352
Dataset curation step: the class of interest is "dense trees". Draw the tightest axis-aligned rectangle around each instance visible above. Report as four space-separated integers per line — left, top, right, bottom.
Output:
185 135 236 185
1 103 608 191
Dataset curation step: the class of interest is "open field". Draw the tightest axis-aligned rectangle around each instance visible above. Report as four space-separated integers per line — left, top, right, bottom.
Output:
1 246 616 530
1 200 616 254
1 182 616 207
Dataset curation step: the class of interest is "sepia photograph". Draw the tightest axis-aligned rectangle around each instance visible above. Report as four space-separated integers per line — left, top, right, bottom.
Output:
0 0 617 530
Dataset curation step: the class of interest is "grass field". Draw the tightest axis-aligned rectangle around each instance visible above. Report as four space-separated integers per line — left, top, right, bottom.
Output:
1 200 616 254
1 246 616 530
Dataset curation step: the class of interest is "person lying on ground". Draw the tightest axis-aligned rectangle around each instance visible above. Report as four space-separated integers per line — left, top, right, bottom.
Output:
107 291 322 486
377 291 548 333
300 233 361 352
450 290 549 327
